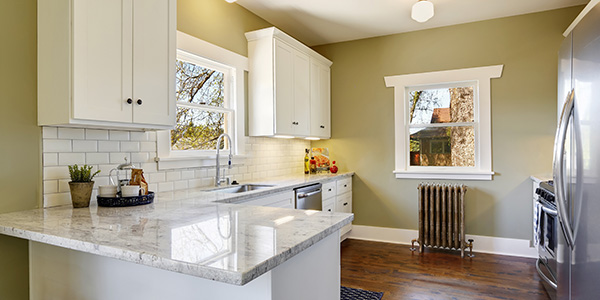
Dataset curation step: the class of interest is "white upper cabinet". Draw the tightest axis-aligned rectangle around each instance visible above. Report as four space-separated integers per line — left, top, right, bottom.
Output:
310 59 331 138
246 27 332 138
38 0 176 130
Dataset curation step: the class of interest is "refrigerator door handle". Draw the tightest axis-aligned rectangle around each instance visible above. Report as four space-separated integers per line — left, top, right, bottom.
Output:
553 89 576 248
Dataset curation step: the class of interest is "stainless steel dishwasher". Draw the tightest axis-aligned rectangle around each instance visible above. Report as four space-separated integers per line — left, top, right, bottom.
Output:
294 183 322 210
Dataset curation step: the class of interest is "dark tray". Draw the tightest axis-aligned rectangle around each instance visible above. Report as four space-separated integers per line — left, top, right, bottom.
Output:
97 192 154 207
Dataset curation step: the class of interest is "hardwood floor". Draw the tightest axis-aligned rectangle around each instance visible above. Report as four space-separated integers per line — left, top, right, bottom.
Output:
340 239 550 300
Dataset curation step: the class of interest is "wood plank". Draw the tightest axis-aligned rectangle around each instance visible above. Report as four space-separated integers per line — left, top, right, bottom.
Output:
341 239 550 300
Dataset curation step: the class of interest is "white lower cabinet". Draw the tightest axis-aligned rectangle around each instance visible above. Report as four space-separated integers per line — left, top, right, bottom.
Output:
322 177 353 239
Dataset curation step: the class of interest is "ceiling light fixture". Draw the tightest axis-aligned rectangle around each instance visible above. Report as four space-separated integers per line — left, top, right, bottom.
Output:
225 0 236 3
411 0 434 23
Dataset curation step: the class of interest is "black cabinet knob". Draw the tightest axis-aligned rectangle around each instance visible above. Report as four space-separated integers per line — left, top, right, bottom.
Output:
343 202 348 206
320 125 325 128
327 209 332 212
126 98 133 104
137 99 143 105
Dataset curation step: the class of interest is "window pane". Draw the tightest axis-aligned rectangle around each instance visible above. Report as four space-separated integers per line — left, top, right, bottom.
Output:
409 126 475 167
171 107 228 150
176 60 225 108
409 87 474 125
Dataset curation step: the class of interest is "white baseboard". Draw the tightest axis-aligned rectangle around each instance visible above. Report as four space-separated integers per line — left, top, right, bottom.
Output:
347 225 538 258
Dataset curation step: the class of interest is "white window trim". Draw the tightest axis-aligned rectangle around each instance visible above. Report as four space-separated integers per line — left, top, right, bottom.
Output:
156 31 248 170
384 65 503 180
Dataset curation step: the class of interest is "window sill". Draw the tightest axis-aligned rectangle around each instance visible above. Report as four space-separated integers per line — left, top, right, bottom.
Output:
393 170 494 180
156 154 247 170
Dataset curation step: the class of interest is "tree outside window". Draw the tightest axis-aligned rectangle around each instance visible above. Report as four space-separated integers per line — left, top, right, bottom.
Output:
408 86 475 167
172 52 234 152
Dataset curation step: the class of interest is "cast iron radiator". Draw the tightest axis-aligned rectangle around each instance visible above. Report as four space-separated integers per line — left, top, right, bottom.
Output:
412 183 471 257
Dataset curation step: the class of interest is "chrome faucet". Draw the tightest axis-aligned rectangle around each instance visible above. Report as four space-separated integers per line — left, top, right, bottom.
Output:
215 133 233 187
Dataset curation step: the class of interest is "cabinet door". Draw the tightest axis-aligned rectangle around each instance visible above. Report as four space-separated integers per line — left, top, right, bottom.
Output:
310 60 331 138
132 0 175 126
293 51 310 136
274 39 296 135
72 0 132 123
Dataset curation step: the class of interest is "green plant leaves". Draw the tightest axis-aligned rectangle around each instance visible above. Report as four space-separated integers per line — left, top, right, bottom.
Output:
68 164 100 182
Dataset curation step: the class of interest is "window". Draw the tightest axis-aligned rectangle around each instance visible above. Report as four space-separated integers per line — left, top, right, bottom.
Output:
384 65 503 180
156 32 248 170
172 51 233 152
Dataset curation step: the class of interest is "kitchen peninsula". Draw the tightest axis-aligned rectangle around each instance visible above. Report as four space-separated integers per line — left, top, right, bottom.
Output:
0 174 353 300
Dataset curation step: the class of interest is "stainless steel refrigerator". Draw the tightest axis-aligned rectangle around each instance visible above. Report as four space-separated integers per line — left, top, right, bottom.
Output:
555 2 600 299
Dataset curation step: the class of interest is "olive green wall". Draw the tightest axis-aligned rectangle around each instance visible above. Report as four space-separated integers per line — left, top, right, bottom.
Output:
312 6 582 239
178 0 271 56
0 0 41 299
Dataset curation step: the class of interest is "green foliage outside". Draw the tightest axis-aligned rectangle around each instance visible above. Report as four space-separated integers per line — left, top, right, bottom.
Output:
68 164 100 182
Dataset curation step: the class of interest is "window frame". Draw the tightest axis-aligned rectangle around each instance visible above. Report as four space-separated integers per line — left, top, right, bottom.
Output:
384 65 503 180
156 31 248 170
171 50 235 156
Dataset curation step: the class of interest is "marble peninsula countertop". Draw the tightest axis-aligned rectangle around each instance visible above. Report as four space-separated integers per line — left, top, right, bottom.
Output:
0 173 354 285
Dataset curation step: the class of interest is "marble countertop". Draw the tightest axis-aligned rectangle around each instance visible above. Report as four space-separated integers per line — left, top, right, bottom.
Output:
0 173 354 285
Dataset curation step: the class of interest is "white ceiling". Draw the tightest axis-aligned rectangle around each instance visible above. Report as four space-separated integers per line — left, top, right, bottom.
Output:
235 0 587 46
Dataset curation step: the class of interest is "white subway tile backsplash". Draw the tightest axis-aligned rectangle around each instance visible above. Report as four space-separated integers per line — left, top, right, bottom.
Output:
58 153 86 165
158 182 174 192
174 181 188 191
188 179 203 188
86 153 110 165
148 183 158 193
43 153 58 166
166 171 181 182
42 125 310 208
195 169 208 178
44 166 69 180
140 142 156 152
148 173 166 183
58 179 72 193
44 180 58 194
44 193 71 207
73 140 98 152
130 132 148 141
98 141 120 152
85 129 109 140
43 127 58 139
120 141 140 152
109 130 130 141
44 139 72 152
131 152 150 163
147 131 157 142
110 153 130 164
181 170 194 180
58 128 85 140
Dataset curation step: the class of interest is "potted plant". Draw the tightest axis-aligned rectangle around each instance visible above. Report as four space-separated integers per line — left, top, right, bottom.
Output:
68 164 100 208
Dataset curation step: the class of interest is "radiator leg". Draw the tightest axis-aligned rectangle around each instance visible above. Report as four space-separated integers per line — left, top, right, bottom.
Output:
410 239 419 252
466 239 475 258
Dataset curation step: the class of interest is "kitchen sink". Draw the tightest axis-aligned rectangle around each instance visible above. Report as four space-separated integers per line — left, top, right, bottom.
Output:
210 184 275 193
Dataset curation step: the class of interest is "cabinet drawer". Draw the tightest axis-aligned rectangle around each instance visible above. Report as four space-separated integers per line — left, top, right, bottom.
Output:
323 198 335 213
336 177 352 195
322 181 336 200
335 192 352 214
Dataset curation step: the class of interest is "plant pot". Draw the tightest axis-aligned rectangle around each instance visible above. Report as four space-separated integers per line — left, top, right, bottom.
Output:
69 181 95 208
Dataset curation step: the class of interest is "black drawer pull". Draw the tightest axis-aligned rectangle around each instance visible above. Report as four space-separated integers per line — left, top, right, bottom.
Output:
343 202 348 206
137 99 143 105
126 98 133 104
